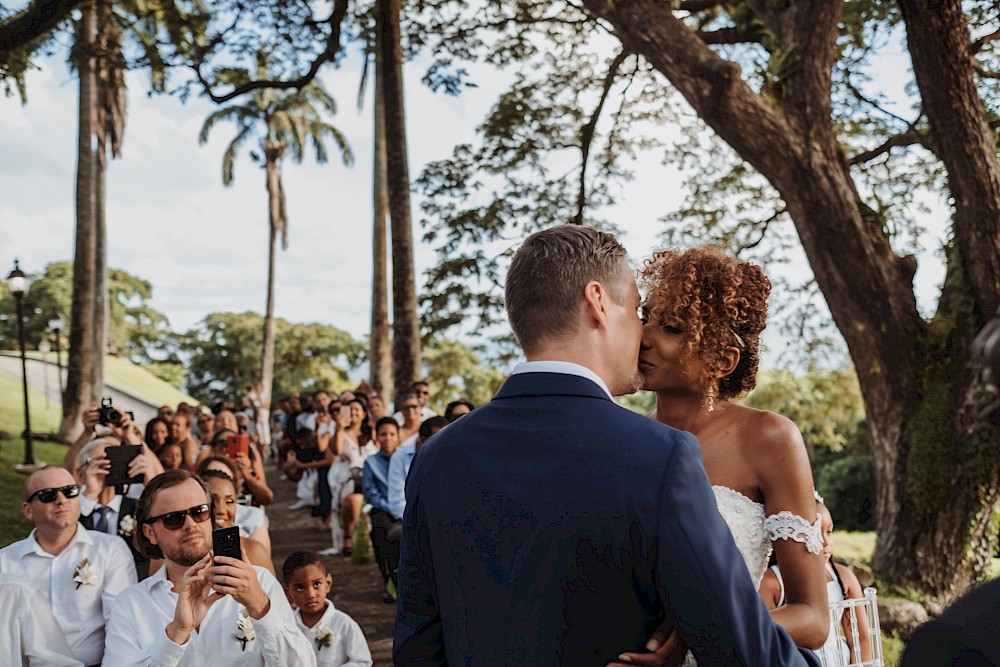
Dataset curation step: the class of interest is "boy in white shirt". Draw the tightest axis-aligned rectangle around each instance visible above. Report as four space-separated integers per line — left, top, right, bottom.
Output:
283 551 372 667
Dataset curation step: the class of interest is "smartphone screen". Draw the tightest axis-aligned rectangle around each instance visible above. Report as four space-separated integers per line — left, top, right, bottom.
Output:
105 444 143 488
212 526 241 560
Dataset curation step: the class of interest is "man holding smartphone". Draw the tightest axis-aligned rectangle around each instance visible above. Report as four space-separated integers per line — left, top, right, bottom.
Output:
103 469 314 666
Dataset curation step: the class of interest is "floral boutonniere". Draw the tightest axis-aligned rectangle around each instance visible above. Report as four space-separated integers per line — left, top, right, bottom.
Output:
118 514 136 538
73 558 95 589
235 608 256 651
316 628 334 650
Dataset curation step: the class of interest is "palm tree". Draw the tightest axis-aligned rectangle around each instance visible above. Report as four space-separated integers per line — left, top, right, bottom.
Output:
200 68 353 405
369 5 392 401
379 0 421 401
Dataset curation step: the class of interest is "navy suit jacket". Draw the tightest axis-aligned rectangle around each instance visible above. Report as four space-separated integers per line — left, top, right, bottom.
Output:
901 579 1000 667
393 372 818 666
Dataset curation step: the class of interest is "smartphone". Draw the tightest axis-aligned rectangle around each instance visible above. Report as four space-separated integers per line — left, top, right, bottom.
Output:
212 526 241 560
224 433 250 459
104 444 143 488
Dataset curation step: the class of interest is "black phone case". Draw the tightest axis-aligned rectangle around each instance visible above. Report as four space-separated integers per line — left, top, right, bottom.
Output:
213 526 241 560
105 444 144 488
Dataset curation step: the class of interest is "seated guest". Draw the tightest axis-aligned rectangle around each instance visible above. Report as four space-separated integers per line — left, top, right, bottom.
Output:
282 551 372 667
362 417 401 603
103 469 314 666
194 412 215 444
392 382 435 423
196 429 273 505
213 409 239 438
0 573 82 667
387 416 448 522
76 438 160 579
156 442 185 471
195 456 271 557
444 399 474 422
392 392 423 445
199 470 274 575
0 466 136 666
144 417 172 451
169 412 200 469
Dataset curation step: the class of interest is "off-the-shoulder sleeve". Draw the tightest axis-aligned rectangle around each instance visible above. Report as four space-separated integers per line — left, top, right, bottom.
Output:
764 511 823 555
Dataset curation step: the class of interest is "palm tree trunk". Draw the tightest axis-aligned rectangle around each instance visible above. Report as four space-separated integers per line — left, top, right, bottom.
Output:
379 0 421 401
370 9 392 401
261 155 281 405
61 0 98 441
92 2 108 400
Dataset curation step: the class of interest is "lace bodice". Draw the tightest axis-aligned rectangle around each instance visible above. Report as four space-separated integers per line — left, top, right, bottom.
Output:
712 485 772 588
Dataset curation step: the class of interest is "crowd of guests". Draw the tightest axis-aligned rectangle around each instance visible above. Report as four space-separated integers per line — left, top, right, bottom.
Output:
0 377 474 666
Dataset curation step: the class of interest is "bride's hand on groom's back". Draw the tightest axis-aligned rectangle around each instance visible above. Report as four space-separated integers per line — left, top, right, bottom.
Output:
606 628 685 667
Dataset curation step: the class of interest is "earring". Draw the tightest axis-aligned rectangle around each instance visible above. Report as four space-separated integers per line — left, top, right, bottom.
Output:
706 386 715 413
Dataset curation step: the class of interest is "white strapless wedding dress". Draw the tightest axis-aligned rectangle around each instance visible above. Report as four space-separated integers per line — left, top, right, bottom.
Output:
682 486 823 666
711 485 772 588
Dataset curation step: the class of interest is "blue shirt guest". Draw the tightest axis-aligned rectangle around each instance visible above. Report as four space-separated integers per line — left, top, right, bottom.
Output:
363 417 401 603
386 416 448 522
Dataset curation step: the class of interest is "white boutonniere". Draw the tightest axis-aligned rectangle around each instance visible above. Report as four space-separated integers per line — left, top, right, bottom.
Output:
73 558 96 589
118 514 136 538
235 608 256 651
316 628 334 650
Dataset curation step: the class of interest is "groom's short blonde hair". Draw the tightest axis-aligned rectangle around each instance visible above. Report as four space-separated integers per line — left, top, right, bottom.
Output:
505 224 630 353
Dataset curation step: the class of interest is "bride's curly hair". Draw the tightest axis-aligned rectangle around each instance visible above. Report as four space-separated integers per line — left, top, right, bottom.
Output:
640 246 770 401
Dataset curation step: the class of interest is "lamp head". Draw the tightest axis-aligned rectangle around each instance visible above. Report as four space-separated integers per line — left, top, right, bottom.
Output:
48 309 65 332
5 260 29 297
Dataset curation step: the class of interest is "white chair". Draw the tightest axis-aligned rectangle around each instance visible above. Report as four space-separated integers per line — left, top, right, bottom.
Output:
817 587 884 667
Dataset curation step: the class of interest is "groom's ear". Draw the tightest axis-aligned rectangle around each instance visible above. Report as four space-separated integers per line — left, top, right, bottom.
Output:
582 280 609 328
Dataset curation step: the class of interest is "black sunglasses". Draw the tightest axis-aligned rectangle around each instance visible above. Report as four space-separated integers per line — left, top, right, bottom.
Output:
144 503 212 530
27 484 81 504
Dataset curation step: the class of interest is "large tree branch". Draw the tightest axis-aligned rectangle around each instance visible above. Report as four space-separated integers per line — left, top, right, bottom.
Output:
192 0 350 104
0 0 81 60
573 49 629 225
696 25 763 45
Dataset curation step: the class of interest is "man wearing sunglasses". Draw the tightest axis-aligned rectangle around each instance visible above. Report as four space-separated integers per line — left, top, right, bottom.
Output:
103 469 314 666
0 466 137 667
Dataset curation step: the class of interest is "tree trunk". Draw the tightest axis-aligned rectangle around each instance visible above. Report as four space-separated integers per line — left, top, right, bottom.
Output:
261 152 281 406
60 0 98 441
369 6 392 401
379 0 421 401
578 0 999 599
92 2 107 402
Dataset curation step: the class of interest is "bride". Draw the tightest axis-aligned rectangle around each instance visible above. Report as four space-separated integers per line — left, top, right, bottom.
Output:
616 246 828 666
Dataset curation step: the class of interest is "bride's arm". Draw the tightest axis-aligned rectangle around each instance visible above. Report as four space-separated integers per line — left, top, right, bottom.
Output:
756 411 829 649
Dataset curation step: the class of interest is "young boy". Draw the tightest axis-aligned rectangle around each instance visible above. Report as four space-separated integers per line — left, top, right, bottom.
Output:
282 551 373 667
363 417 402 602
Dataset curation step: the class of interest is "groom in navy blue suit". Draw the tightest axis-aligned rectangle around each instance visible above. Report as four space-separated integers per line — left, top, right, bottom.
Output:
394 225 819 666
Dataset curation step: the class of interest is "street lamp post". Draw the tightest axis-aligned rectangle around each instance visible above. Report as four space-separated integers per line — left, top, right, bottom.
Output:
48 309 66 397
6 259 35 470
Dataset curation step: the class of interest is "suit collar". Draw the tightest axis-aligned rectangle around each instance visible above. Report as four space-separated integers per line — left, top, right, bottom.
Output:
495 371 614 402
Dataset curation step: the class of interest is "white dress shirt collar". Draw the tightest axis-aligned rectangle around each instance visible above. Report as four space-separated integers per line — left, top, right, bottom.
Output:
19 522 93 558
511 360 612 398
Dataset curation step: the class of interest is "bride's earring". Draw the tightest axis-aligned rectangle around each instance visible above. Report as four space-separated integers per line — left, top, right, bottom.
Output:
706 386 715 413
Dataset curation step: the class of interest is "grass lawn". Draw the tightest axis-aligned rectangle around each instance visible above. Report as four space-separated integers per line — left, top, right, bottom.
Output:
0 369 68 548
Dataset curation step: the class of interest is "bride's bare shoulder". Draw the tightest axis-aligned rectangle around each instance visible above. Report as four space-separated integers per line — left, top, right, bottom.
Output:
730 405 805 456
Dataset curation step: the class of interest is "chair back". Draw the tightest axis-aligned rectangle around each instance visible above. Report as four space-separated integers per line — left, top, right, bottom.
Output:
817 587 884 667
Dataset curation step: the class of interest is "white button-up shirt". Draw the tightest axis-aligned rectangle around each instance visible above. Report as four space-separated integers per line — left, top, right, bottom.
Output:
294 600 372 667
0 523 137 666
103 565 316 667
0 574 82 667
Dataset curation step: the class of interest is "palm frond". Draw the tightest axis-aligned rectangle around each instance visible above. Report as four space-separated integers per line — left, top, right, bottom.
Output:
221 125 253 185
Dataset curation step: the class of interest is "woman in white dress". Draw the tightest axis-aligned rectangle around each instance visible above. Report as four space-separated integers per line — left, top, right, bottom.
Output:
615 246 829 665
324 398 377 556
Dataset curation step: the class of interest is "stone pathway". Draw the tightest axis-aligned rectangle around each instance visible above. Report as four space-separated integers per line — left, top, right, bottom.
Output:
264 462 395 664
